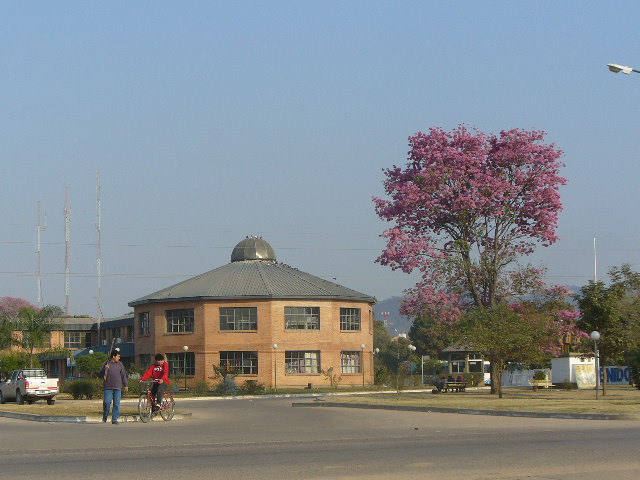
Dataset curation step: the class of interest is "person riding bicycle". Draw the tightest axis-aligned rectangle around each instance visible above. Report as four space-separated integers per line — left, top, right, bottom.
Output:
141 353 170 412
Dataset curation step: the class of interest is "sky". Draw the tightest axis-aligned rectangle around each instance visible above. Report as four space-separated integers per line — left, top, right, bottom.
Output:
2 2 640 319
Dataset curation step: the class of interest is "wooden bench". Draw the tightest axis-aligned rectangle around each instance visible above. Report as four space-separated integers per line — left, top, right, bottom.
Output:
441 381 467 392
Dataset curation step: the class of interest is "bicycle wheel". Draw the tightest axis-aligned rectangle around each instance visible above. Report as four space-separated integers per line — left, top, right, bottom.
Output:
159 393 175 421
138 393 152 423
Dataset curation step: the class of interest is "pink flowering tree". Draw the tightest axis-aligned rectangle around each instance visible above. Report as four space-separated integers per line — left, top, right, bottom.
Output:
0 297 35 350
375 126 575 391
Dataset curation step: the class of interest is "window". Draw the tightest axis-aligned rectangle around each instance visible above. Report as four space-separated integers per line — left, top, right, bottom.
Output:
220 307 257 331
340 308 361 331
340 351 362 374
451 360 465 373
167 352 195 376
64 331 83 349
285 351 320 374
166 309 194 333
139 312 150 335
139 354 151 368
220 351 258 375
285 306 320 330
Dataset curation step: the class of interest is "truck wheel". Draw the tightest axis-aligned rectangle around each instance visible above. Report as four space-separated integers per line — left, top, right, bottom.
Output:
16 390 24 405
0 391 5 404
47 397 55 405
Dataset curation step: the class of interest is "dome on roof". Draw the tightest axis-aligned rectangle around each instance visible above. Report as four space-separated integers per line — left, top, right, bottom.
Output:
231 236 276 262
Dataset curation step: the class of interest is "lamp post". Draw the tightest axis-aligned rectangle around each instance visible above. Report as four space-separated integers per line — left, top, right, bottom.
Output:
407 345 417 383
182 345 189 392
607 63 640 75
360 344 366 389
590 331 600 400
273 344 278 391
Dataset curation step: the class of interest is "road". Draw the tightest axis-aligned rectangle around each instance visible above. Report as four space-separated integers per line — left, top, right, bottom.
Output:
1 396 639 479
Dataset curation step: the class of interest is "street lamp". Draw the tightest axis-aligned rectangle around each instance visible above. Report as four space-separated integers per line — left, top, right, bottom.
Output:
182 345 189 392
607 63 640 75
273 344 278 391
408 345 417 382
360 344 366 389
590 331 600 400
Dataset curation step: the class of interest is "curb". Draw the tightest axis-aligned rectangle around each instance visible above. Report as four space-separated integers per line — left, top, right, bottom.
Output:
0 410 192 423
292 401 637 421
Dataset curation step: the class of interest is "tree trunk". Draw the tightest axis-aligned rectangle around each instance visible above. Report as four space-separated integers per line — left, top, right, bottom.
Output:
497 364 503 399
602 364 608 396
490 362 497 394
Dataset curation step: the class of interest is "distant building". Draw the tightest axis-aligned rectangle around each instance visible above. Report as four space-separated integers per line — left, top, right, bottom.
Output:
128 237 376 388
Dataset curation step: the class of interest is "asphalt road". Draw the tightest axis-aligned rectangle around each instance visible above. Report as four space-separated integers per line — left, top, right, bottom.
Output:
1 396 639 479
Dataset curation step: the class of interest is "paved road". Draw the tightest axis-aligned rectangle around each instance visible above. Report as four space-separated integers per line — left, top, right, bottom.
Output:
1 396 639 479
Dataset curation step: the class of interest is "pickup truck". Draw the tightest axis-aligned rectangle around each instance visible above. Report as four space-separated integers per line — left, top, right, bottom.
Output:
0 369 59 405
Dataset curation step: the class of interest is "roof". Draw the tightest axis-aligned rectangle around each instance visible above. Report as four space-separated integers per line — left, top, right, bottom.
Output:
129 260 376 306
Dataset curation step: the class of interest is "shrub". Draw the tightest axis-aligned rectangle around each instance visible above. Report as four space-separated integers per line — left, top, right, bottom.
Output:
65 379 103 399
240 379 265 395
557 382 577 390
214 376 239 395
194 380 210 396
533 370 547 380
127 380 142 396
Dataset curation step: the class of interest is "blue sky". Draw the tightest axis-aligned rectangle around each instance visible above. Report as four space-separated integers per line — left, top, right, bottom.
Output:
2 2 640 318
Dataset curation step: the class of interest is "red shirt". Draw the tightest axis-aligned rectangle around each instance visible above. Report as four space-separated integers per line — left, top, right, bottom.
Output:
141 362 170 385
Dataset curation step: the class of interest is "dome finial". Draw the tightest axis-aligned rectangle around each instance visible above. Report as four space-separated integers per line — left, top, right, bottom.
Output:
231 237 276 262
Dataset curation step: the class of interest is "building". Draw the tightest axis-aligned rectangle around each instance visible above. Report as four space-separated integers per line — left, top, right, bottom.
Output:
3 314 135 380
128 237 376 388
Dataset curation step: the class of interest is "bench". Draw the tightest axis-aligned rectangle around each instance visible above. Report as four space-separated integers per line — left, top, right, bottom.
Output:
441 381 467 392
531 380 553 390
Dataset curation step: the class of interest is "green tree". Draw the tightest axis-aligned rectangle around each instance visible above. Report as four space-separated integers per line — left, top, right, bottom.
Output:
0 318 13 350
408 313 454 358
576 264 640 395
0 351 38 379
373 320 391 351
16 305 64 367
76 352 109 378
458 303 557 398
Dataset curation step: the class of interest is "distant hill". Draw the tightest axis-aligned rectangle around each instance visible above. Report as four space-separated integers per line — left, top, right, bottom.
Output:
373 296 412 335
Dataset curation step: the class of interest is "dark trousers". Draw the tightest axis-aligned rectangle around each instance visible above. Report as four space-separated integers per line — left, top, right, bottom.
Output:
151 382 166 406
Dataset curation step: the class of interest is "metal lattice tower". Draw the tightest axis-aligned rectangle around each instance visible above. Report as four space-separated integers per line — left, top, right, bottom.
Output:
64 187 71 315
96 171 102 334
36 201 46 307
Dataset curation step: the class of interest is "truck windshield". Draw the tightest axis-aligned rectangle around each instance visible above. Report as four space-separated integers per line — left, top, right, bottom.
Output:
22 369 47 378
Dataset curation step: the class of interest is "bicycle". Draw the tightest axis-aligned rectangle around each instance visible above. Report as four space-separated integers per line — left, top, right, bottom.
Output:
138 380 175 423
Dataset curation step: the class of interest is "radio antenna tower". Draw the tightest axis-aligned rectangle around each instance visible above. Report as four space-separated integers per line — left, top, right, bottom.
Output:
64 187 71 315
381 311 390 328
36 201 47 307
96 171 102 334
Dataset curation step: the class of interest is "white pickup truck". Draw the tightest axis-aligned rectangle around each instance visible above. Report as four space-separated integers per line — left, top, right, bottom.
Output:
0 368 59 405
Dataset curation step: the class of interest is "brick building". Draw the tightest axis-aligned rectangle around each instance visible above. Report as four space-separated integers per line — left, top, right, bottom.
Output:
128 237 376 388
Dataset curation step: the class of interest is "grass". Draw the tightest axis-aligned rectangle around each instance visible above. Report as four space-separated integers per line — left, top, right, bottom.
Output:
2 387 639 417
332 386 640 416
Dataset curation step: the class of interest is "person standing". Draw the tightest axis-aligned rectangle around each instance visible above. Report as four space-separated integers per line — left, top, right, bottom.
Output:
141 353 170 412
99 349 129 424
